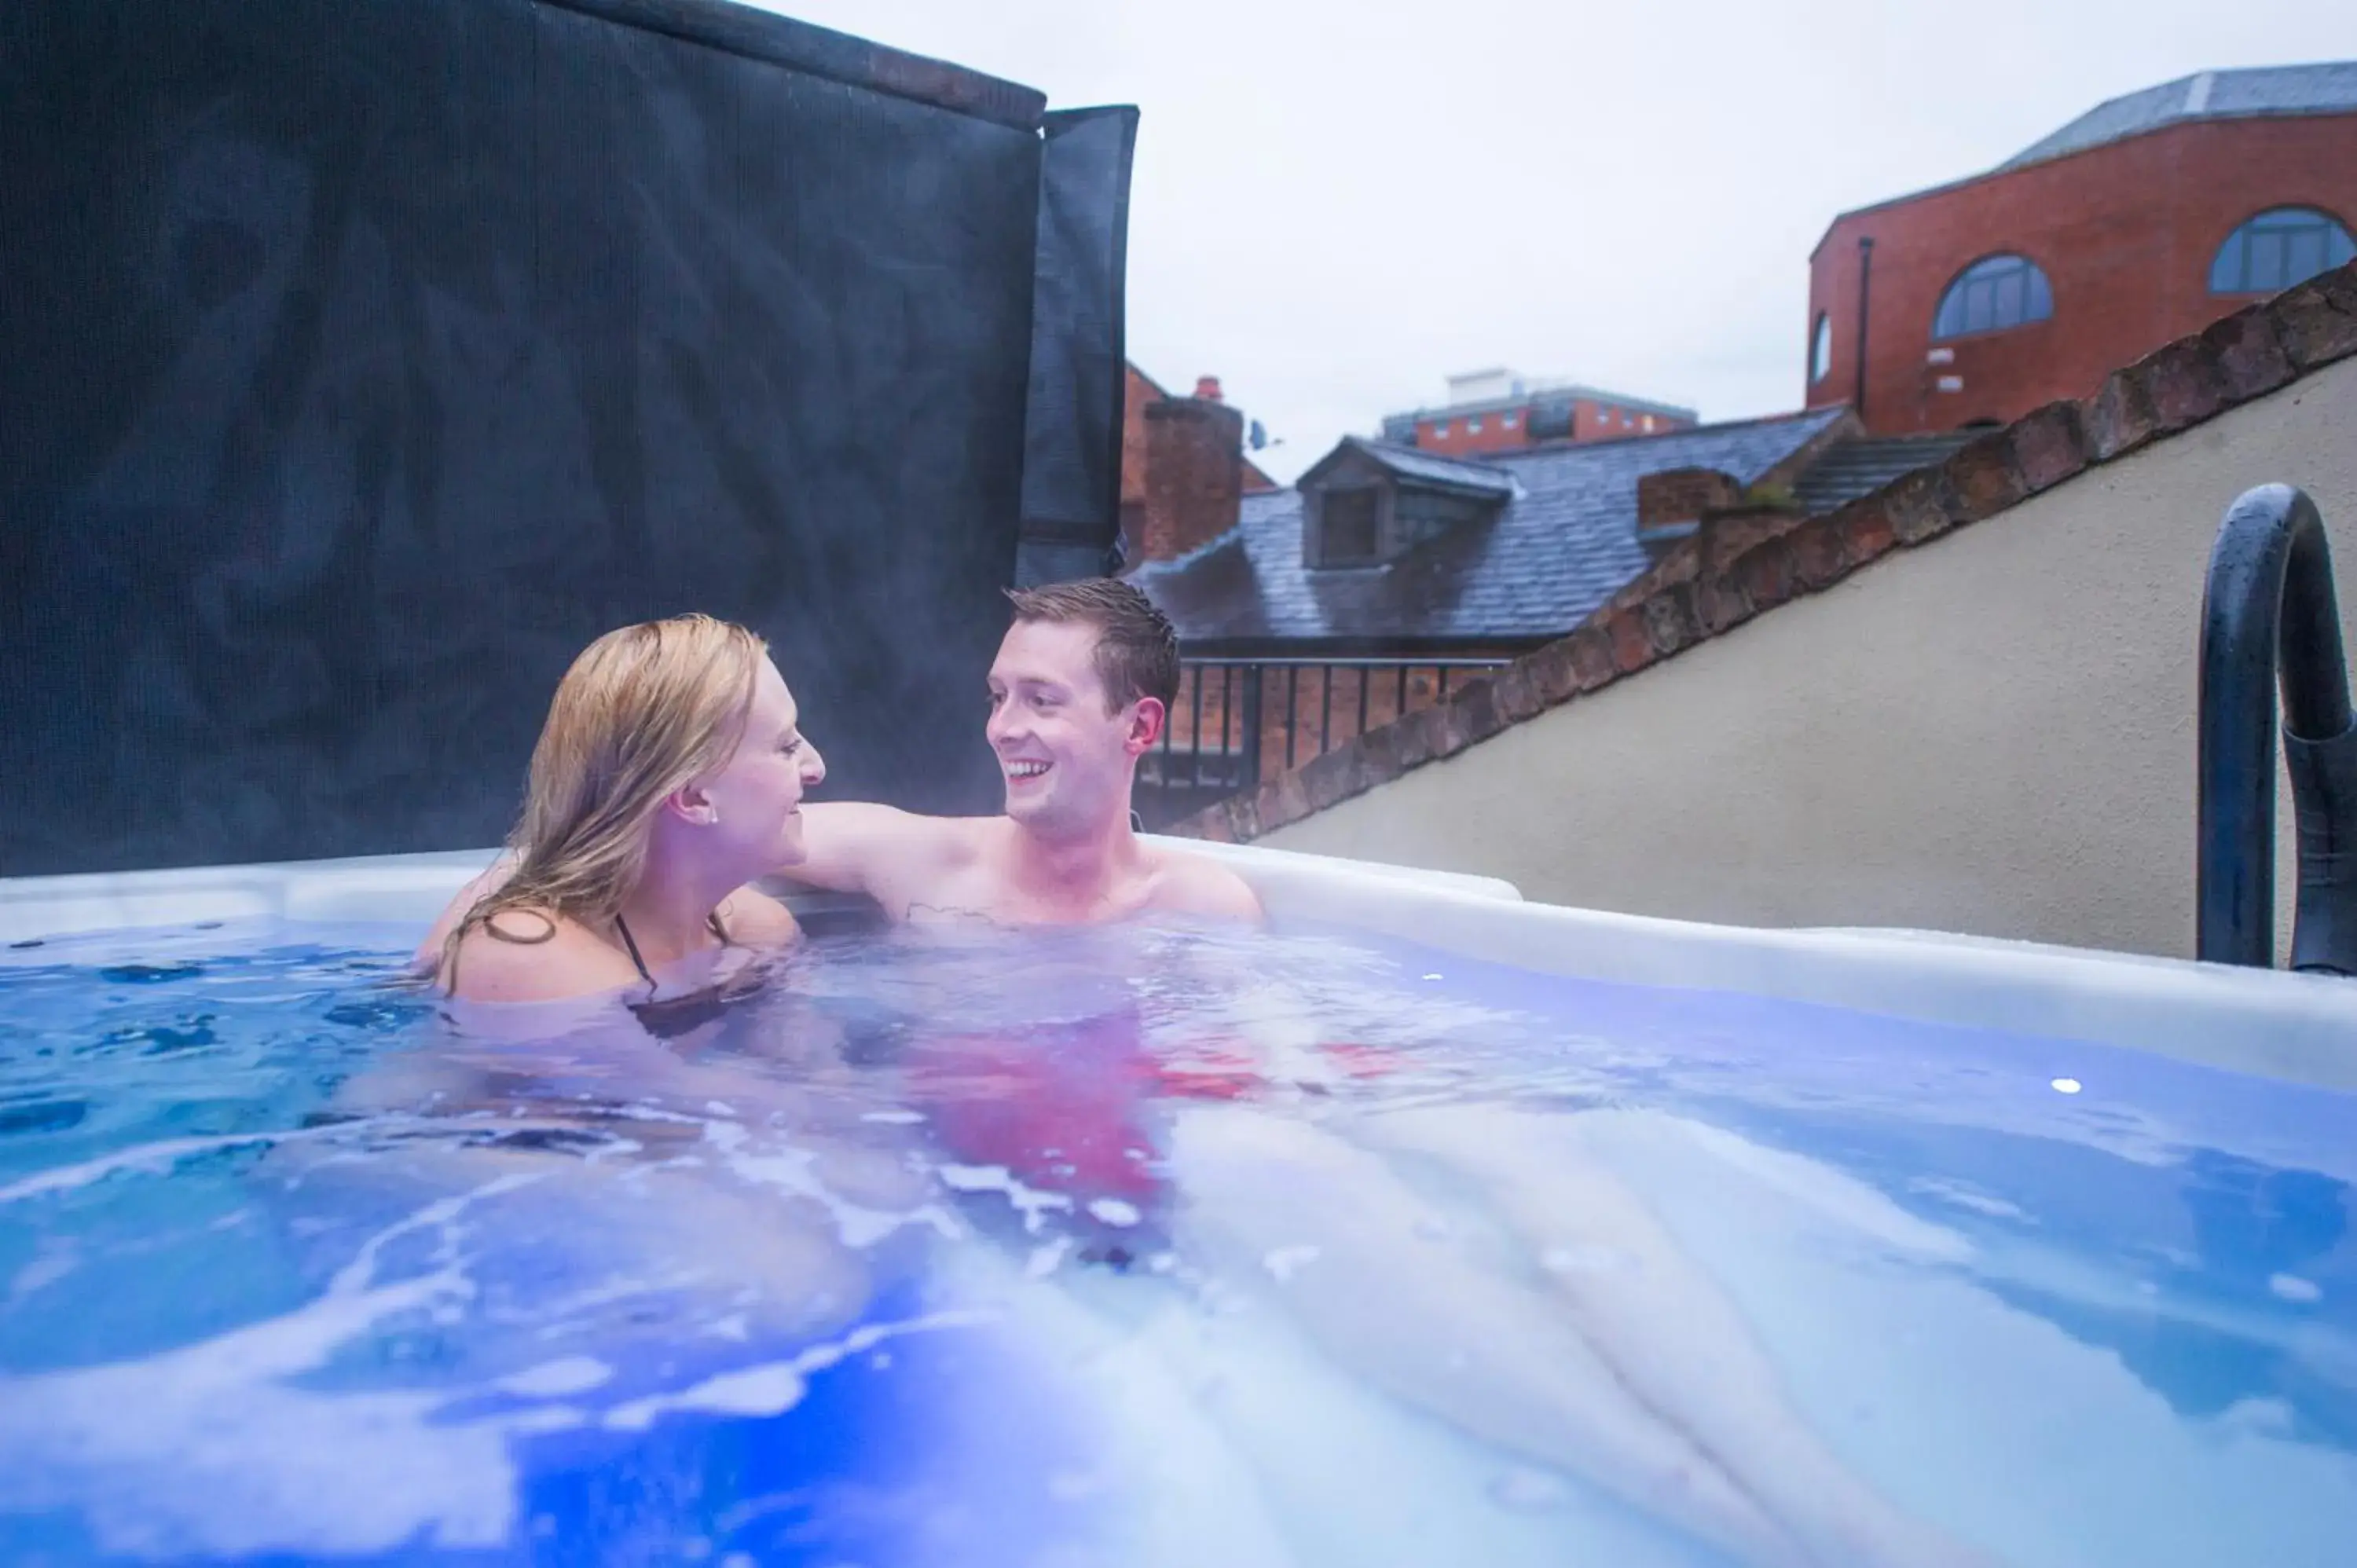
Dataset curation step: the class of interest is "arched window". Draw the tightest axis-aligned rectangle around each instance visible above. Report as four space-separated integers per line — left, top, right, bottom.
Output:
1809 312 1833 384
1932 255 2053 340
2209 207 2355 295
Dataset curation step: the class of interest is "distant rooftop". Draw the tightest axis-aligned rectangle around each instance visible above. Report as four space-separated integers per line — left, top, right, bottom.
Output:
1303 437 1519 499
1131 408 1849 647
2002 62 2357 171
1389 368 1698 426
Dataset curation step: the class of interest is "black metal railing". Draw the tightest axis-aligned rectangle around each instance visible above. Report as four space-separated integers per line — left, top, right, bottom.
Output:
1136 657 1511 828
2196 483 2357 975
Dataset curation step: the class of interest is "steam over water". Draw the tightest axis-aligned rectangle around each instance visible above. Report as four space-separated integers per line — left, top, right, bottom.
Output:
2 918 2353 1566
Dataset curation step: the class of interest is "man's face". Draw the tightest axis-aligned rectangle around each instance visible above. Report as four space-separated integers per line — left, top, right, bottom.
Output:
985 618 1159 833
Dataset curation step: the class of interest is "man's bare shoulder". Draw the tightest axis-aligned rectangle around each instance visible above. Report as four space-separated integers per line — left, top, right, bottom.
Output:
1147 847 1266 925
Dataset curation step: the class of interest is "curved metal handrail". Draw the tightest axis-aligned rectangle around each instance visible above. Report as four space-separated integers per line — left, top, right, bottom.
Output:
2196 483 2357 974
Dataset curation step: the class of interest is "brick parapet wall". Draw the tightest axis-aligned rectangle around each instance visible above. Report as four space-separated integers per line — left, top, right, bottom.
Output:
1170 259 2357 844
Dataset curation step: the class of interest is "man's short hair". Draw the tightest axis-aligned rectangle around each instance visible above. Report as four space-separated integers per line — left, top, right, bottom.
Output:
1005 578 1181 712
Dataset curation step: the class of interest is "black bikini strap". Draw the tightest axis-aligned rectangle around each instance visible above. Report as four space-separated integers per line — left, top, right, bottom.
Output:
613 912 658 989
614 909 732 997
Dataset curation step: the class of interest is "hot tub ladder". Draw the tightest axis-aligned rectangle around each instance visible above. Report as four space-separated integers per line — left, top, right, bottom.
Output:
2197 483 2357 974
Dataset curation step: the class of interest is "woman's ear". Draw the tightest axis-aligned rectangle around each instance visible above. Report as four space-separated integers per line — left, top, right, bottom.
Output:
665 782 722 826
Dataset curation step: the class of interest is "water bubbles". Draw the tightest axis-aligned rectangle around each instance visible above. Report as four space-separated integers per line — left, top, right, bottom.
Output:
495 1357 615 1398
1263 1244 1321 1281
1539 1244 1637 1278
2268 1273 2323 1304
1487 1466 1572 1513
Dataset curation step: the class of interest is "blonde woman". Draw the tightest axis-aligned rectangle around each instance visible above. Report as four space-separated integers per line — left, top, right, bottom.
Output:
419 614 823 1008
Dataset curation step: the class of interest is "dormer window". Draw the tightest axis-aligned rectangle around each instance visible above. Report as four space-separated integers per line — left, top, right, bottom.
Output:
1297 438 1515 570
1319 487 1380 565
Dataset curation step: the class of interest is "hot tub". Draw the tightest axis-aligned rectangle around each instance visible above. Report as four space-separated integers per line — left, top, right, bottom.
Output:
2 844 2352 1567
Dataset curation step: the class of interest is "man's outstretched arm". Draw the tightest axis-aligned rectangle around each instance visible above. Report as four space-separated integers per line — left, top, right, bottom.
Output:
782 802 951 900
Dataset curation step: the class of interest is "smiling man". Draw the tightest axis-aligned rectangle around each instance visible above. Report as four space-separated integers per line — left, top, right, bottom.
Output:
790 579 1263 926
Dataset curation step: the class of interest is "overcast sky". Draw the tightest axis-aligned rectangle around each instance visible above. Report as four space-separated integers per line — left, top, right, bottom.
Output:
765 1 2357 482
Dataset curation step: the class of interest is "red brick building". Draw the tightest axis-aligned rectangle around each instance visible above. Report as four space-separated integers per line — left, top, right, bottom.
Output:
1380 368 1697 456
1118 362 1276 566
1806 64 2357 436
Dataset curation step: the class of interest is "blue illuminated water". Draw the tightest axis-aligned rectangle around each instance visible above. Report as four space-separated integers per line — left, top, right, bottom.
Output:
2 918 2352 1567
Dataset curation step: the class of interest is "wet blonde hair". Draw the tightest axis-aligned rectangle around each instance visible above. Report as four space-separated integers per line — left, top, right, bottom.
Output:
441 615 769 981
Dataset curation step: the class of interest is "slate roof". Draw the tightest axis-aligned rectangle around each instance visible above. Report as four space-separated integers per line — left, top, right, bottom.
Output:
1791 433 1978 516
1131 408 1849 645
2002 63 2357 171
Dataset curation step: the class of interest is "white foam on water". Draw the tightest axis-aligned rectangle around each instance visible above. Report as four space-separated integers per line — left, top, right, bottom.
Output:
700 1118 932 1251
599 1310 993 1434
0 1175 536 1559
1262 1244 1321 1282
494 1357 614 1398
937 1161 1075 1234
0 1115 624 1207
0 1144 1013 1563
2268 1273 2324 1305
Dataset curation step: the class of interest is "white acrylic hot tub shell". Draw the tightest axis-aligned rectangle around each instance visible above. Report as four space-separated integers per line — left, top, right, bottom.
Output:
4 840 2353 1090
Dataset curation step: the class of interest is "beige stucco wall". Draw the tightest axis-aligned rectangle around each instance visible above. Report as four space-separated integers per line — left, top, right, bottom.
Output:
1267 355 2357 960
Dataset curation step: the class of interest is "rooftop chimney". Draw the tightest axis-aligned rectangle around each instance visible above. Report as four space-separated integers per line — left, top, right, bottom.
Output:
1635 467 1743 548
1130 377 1243 565
1630 465 1801 570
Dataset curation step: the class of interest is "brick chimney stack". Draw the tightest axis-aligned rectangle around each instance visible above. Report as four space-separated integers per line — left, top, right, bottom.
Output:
1635 467 1743 541
1632 464 1801 568
1131 375 1244 564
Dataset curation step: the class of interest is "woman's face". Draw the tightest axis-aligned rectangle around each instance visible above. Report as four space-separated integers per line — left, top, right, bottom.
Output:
700 658 825 870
